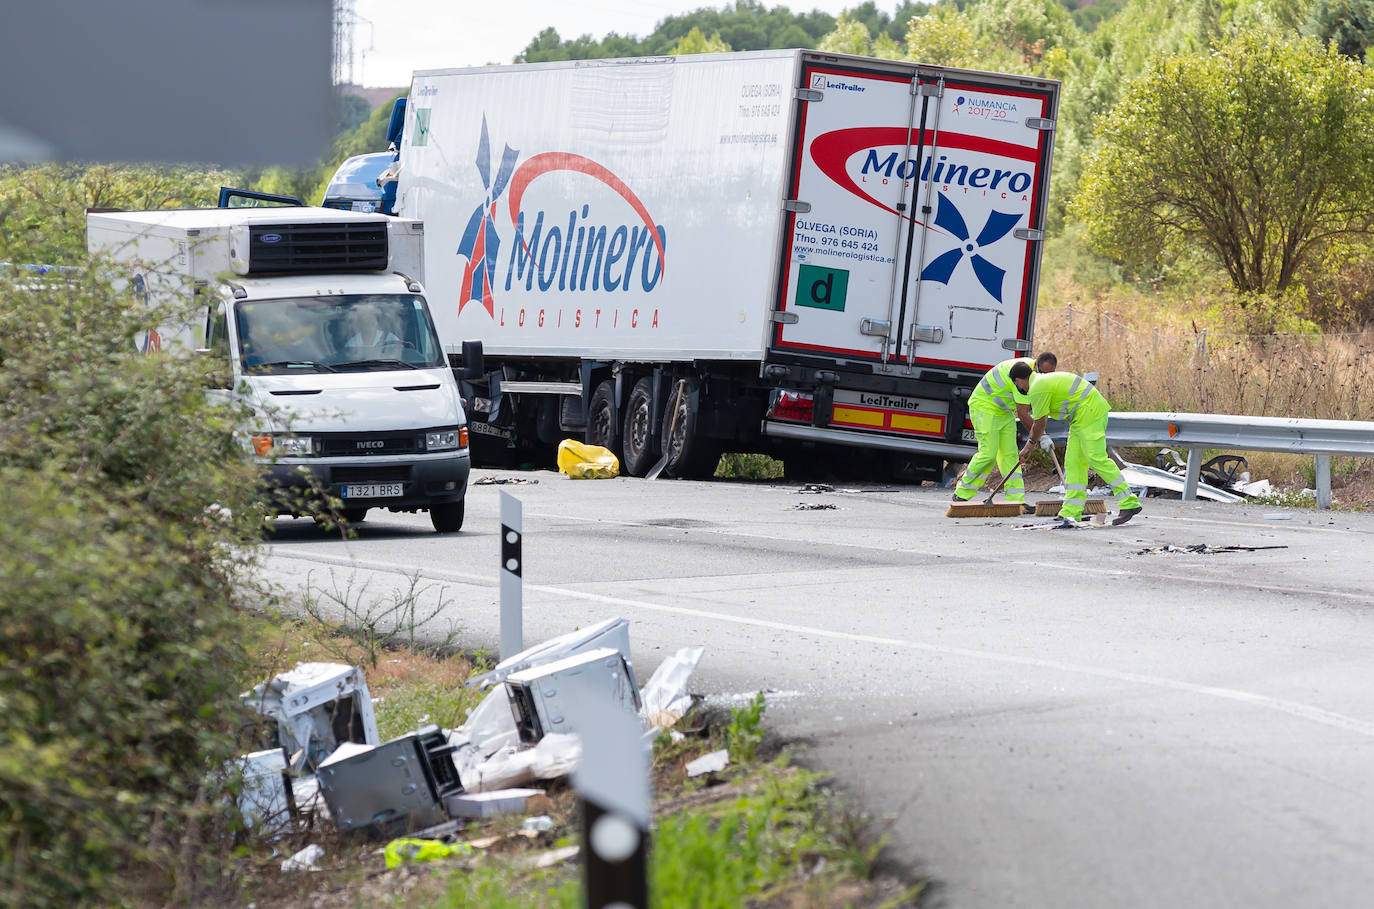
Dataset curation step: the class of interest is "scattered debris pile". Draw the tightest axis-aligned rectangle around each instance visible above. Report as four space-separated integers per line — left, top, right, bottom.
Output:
1134 543 1289 555
236 618 705 874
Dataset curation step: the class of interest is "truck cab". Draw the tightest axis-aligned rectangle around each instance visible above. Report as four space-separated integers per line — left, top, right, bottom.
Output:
87 206 473 532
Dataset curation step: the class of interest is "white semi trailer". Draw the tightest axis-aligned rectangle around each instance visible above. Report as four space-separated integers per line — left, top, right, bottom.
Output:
365 49 1061 479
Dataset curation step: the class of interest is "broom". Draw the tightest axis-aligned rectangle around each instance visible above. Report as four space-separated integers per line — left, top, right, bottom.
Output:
1033 441 1107 516
946 453 1030 518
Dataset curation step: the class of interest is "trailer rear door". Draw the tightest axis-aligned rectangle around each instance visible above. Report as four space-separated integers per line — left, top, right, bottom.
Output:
772 58 1057 374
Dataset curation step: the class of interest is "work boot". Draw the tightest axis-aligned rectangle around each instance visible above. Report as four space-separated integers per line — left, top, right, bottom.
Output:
1050 517 1076 529
1112 506 1142 526
1020 503 1037 515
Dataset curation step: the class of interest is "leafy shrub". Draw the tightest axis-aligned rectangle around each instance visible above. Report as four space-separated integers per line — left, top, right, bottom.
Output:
0 255 267 905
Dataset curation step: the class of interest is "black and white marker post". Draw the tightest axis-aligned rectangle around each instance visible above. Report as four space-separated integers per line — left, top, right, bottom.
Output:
573 690 650 908
499 491 523 660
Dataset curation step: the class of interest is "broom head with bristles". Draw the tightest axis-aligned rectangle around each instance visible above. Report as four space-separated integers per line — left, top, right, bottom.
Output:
1033 499 1108 516
945 500 1027 517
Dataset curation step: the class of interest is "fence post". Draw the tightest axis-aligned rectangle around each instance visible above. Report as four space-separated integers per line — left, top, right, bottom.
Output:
1315 455 1332 510
1104 310 1111 345
1182 448 1202 501
1067 303 1074 333
1153 326 1159 358
499 492 523 661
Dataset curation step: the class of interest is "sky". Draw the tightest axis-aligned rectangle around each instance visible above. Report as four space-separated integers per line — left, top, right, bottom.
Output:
349 0 876 87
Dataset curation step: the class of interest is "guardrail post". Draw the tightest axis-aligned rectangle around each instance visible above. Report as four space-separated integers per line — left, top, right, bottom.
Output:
1315 455 1332 510
499 492 523 660
1182 447 1202 501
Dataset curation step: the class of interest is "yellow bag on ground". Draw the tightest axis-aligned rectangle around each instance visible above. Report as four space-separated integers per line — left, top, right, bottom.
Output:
383 837 471 869
557 438 620 479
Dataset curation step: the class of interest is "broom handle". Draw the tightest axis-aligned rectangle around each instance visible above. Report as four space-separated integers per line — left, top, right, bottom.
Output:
1048 442 1065 484
981 450 1029 503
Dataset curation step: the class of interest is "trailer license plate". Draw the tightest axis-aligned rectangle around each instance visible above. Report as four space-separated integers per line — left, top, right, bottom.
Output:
341 483 403 498
961 429 977 443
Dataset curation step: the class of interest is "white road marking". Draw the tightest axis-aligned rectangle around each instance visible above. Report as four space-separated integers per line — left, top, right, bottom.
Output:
265 550 1374 738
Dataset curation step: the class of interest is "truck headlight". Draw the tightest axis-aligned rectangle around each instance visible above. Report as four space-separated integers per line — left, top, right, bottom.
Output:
426 428 466 452
250 434 313 457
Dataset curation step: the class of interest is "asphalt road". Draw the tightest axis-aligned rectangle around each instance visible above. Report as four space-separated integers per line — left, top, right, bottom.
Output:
259 470 1374 909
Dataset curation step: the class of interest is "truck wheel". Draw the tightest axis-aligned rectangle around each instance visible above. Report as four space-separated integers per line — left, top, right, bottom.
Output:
586 380 621 459
660 379 717 478
341 507 368 523
621 377 659 477
430 500 465 533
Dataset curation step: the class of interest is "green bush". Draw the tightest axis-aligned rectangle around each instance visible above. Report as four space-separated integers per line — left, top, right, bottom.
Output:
0 257 267 905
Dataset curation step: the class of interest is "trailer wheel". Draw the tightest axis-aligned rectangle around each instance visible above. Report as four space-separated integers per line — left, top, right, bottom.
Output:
341 507 368 523
585 380 622 460
621 377 659 477
430 500 465 533
660 379 719 479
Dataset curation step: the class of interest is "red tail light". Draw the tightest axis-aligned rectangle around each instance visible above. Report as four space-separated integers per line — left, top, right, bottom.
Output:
768 390 814 423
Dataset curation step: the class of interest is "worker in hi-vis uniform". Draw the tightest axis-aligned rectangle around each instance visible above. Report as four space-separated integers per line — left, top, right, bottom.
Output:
1012 365 1142 527
952 351 1057 513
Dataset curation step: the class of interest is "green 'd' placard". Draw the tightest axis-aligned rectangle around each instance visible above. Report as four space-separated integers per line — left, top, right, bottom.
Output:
795 264 848 311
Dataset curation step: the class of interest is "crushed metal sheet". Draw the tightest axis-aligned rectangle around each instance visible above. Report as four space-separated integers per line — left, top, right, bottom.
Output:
474 476 539 485
1136 544 1289 555
797 483 835 494
792 502 837 510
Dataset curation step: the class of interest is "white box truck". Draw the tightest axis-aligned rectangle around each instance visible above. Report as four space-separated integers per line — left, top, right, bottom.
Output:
86 205 479 531
363 50 1060 479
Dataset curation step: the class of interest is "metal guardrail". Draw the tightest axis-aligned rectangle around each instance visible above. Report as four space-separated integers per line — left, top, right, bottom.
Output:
1105 412 1374 509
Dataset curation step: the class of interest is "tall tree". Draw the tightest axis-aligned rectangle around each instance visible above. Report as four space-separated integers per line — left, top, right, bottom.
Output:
1072 32 1374 296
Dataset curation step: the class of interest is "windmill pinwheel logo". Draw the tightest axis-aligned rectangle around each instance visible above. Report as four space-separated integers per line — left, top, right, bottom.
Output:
457 116 520 317
919 192 1022 302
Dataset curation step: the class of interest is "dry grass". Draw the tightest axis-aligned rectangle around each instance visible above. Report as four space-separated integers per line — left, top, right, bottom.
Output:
1037 300 1374 420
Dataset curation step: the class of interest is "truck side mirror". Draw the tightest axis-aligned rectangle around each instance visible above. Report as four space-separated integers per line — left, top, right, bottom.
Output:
458 339 484 380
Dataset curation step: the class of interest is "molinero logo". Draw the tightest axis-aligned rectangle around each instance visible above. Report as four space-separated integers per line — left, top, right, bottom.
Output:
457 115 668 317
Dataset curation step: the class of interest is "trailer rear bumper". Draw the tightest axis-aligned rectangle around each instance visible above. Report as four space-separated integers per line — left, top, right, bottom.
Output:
761 419 976 460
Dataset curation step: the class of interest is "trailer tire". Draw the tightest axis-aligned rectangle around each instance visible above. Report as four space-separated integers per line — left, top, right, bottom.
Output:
585 380 622 460
621 377 659 477
341 507 368 523
430 500 465 533
660 379 718 479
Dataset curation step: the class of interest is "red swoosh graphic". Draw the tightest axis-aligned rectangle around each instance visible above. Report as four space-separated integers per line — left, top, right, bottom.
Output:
507 152 666 274
810 127 1039 220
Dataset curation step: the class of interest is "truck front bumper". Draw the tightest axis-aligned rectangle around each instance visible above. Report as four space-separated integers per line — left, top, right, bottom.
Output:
263 450 470 514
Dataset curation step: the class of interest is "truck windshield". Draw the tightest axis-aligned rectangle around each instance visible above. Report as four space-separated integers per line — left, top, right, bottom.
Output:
236 294 448 374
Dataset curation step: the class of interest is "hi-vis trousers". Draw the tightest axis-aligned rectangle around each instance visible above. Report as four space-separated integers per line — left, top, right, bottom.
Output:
1061 400 1141 520
955 402 1025 504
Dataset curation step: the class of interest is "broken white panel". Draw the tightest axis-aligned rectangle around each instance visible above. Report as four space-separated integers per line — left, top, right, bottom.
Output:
506 648 642 744
638 646 704 731
462 733 582 793
243 662 380 771
467 617 640 700
685 749 730 778
281 843 324 872
232 748 293 835
1111 451 1244 503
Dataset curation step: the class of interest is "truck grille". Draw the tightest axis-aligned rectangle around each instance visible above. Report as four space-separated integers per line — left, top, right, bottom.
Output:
317 431 422 457
246 221 388 274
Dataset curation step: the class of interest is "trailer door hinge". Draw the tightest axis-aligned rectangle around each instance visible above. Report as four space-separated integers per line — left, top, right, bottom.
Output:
772 311 799 324
782 199 811 213
794 88 823 102
1025 117 1055 131
1013 228 1043 241
860 318 891 337
919 82 943 98
910 325 944 344
1002 338 1031 352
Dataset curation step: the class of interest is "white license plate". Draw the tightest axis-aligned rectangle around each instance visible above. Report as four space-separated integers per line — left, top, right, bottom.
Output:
341 483 403 498
470 421 512 439
960 429 977 443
